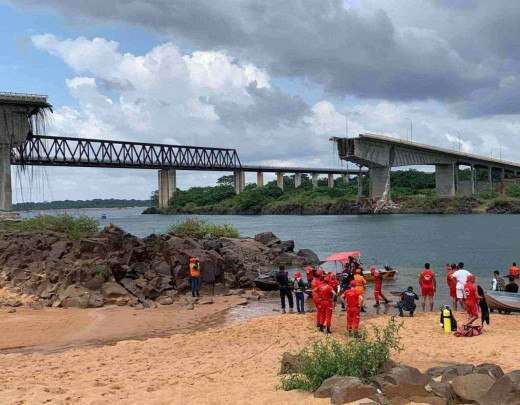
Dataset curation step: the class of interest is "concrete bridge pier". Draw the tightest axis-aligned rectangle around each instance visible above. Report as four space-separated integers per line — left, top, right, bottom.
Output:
0 145 11 212
327 174 334 188
256 171 264 188
435 163 456 197
311 173 318 188
294 173 302 188
369 167 390 200
158 169 176 209
470 165 476 195
234 170 245 194
276 172 284 190
357 173 364 200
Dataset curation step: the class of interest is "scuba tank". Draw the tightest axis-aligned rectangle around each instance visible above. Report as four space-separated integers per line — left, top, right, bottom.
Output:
442 306 452 333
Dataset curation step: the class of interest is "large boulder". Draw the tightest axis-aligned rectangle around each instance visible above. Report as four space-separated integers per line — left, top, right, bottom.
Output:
449 373 495 403
441 363 476 382
254 232 280 246
478 375 518 405
330 377 377 404
101 282 132 305
378 365 429 386
475 363 504 380
58 285 92 308
296 248 320 265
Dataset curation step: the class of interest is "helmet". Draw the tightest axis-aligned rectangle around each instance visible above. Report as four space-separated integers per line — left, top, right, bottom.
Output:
315 270 323 277
294 271 302 278
370 266 376 275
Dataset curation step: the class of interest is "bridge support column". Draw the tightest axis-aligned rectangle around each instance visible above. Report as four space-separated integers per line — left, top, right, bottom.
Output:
369 167 390 200
294 173 302 188
276 172 284 190
0 145 12 212
488 167 493 193
311 173 318 188
357 174 363 200
327 174 334 188
470 165 476 195
435 164 456 197
256 172 264 188
234 170 245 194
158 169 176 209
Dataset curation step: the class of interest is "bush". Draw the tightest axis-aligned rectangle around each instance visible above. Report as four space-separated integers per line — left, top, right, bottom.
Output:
169 219 239 239
506 184 520 199
1 215 99 239
280 317 402 392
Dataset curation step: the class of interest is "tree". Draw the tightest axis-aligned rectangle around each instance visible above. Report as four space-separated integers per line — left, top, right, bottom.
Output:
217 175 234 186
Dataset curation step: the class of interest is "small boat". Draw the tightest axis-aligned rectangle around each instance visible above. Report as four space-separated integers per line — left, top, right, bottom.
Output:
485 290 520 314
253 271 279 291
363 267 398 282
323 251 398 283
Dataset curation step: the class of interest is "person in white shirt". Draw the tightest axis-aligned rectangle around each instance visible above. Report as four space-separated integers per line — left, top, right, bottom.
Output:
452 262 471 310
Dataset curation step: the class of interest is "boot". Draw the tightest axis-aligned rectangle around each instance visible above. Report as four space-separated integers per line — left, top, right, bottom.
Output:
326 327 332 335
319 325 324 332
282 309 286 314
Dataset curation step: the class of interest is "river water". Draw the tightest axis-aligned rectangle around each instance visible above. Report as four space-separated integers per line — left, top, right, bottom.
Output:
20 207 520 305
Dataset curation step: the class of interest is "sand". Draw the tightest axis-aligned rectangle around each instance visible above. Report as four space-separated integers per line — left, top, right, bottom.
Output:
0 306 519 405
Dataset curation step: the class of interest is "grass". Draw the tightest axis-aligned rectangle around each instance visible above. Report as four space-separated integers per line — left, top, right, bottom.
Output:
0 214 99 240
280 317 403 392
169 218 239 239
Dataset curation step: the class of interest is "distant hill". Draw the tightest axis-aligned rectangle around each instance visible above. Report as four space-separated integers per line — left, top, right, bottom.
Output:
14 198 151 211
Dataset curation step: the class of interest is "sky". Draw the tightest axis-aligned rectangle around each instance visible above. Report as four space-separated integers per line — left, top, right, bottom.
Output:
3 0 520 202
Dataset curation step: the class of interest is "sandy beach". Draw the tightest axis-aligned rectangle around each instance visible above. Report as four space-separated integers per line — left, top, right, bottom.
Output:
1 302 519 405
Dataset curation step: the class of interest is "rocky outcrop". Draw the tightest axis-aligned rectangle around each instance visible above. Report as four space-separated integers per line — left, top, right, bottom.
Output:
0 225 316 309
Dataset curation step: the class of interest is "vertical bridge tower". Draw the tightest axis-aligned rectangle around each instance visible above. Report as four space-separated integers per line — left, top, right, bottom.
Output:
0 93 52 213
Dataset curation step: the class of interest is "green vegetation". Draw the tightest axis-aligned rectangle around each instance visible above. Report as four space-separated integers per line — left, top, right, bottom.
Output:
0 215 99 239
280 318 403 392
169 218 239 239
14 198 151 211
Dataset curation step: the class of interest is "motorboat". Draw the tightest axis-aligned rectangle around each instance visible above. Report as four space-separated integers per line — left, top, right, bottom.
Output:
253 271 279 291
485 290 520 314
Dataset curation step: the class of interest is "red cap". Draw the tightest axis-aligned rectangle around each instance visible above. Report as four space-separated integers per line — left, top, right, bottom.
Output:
294 271 301 278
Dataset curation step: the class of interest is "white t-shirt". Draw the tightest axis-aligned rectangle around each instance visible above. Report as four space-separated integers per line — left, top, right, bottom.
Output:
452 269 471 289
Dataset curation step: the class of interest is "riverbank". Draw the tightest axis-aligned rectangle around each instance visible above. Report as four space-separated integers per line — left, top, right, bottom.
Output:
1 309 519 404
144 195 520 215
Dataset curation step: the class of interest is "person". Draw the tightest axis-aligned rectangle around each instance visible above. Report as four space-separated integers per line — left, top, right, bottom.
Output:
397 286 419 317
276 265 294 314
509 262 520 279
463 274 481 326
419 263 436 312
311 270 324 328
452 262 471 310
317 275 335 334
293 271 306 314
189 257 201 297
328 273 339 309
344 256 355 274
305 266 314 285
339 272 351 311
343 280 363 337
371 266 389 307
353 265 367 312
492 270 505 292
477 285 490 326
505 275 519 293
446 264 458 310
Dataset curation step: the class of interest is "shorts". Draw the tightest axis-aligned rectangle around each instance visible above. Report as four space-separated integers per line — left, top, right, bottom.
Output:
449 285 457 299
421 286 435 297
456 287 464 299
466 301 479 317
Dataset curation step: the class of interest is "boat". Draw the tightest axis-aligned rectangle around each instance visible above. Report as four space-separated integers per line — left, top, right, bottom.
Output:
323 251 398 283
485 290 520 314
253 271 279 291
101 214 107 220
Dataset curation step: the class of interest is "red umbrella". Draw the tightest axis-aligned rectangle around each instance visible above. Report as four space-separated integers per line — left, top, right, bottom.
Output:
324 251 361 264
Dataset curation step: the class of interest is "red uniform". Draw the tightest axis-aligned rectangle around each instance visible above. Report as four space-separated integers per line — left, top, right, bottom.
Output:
305 267 314 283
464 281 479 318
419 269 436 297
509 266 520 278
311 278 323 325
343 288 361 331
446 269 457 299
372 270 383 301
317 283 334 328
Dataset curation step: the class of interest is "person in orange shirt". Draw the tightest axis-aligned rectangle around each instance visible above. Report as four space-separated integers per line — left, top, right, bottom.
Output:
509 262 520 279
342 280 363 337
353 264 366 312
189 257 201 297
311 270 324 329
419 263 436 312
317 275 335 334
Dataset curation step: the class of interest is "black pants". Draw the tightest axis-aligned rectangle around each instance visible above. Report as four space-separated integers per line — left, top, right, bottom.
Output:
398 302 415 316
280 288 294 310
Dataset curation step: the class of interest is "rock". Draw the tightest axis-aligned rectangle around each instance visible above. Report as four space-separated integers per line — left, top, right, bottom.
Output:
314 376 348 398
157 296 173 305
83 275 105 290
87 293 105 308
330 377 377 405
279 240 295 252
59 285 91 308
198 297 213 305
153 261 171 276
383 383 430 400
186 303 195 310
441 363 475 382
254 232 280 246
280 352 303 375
7 308 16 313
101 282 131 305
427 366 451 378
478 375 516 405
296 248 320 264
379 365 429 386
49 240 72 260
426 380 450 398
475 363 504 380
449 373 495 403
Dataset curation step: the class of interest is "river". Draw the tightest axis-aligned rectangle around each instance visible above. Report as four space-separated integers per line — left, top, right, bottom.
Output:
20 207 520 304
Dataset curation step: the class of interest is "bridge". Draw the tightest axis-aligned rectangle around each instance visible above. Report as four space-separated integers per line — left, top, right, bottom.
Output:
334 133 520 201
0 93 361 212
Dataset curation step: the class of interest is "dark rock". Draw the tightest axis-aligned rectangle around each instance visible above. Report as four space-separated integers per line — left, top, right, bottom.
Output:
101 282 131 305
383 383 430 400
379 365 429 386
202 240 223 251
427 380 450 398
254 232 280 246
279 240 295 252
476 363 505 380
449 373 494 403
441 363 475 382
280 352 302 375
330 377 377 405
478 375 516 405
296 248 320 264
59 285 91 308
427 366 451 378
153 261 171 277
83 275 105 290
49 240 72 260
314 376 346 398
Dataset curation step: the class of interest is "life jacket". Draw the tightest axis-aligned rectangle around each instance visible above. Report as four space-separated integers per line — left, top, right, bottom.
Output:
344 289 361 309
317 283 334 302
189 260 200 277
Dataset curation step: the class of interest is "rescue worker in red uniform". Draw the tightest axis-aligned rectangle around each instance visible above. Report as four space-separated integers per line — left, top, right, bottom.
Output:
463 274 481 326
342 280 363 337
305 266 314 284
328 273 339 309
370 266 389 307
446 263 458 311
419 263 436 312
311 270 324 329
317 275 335 334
